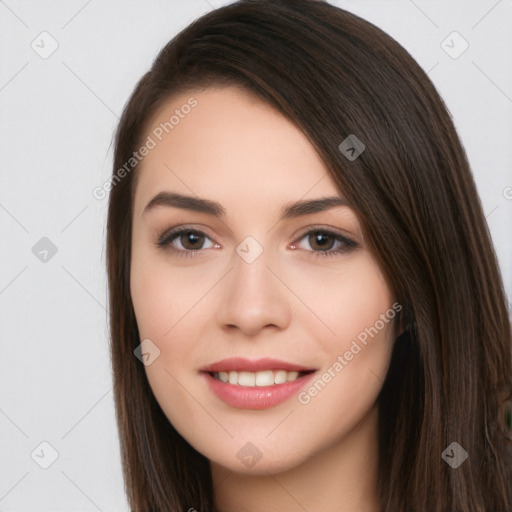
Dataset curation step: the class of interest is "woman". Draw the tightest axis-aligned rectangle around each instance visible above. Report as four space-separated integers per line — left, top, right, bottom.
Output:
106 0 512 510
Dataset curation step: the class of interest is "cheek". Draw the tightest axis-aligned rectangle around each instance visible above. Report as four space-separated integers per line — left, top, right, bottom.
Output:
130 254 218 382
292 256 397 430
291 254 396 346
130 250 211 340
130 258 210 428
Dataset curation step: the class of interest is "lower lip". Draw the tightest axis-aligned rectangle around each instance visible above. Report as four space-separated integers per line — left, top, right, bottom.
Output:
201 371 317 410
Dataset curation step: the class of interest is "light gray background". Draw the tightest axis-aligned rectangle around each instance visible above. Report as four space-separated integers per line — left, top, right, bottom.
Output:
1 1 511 510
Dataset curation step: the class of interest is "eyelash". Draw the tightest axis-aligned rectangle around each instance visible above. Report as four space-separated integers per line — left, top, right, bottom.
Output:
155 226 358 259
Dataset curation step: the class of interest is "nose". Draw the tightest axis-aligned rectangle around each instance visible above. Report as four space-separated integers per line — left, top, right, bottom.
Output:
215 242 291 337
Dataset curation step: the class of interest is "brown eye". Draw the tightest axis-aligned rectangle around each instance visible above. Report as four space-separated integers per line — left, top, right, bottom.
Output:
292 228 357 258
156 228 216 256
179 231 206 250
308 231 336 251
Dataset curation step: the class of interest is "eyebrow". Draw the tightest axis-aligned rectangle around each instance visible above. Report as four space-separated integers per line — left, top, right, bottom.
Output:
142 191 350 220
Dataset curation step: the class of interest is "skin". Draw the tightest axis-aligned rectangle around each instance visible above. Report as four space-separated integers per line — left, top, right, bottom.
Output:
130 85 398 512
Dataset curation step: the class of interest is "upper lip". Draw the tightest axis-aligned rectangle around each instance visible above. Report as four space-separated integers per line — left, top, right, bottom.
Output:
200 357 316 373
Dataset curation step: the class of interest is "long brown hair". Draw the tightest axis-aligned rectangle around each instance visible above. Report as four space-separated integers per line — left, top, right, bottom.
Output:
106 1 512 510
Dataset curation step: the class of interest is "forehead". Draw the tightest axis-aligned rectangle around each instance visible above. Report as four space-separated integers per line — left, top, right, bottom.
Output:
133 85 342 216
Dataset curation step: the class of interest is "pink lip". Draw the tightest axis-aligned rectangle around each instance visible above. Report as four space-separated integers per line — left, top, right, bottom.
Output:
200 371 317 411
200 357 315 373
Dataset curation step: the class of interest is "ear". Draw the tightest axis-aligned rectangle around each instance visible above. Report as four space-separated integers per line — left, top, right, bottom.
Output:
395 307 405 338
395 305 414 339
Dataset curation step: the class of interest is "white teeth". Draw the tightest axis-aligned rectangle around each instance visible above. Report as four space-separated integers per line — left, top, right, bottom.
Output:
255 370 274 386
238 371 255 386
274 370 288 384
286 371 299 382
213 369 305 386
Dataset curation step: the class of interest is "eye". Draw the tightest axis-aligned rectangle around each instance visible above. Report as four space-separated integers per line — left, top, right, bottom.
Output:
292 229 357 258
156 226 358 259
156 227 218 258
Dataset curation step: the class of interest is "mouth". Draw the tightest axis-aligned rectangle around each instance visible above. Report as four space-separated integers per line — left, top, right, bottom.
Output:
208 369 315 387
199 357 318 409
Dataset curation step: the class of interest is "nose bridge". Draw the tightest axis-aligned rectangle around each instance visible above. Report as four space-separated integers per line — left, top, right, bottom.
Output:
232 234 275 298
235 234 267 267
216 233 290 334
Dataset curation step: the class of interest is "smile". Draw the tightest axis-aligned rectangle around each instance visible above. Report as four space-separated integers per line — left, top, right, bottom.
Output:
200 358 317 409
212 369 311 386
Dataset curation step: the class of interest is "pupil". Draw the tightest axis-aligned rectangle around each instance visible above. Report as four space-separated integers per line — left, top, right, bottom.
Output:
183 231 202 249
311 232 333 251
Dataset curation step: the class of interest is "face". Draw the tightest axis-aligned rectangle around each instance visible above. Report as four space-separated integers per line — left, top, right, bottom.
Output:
130 85 398 476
